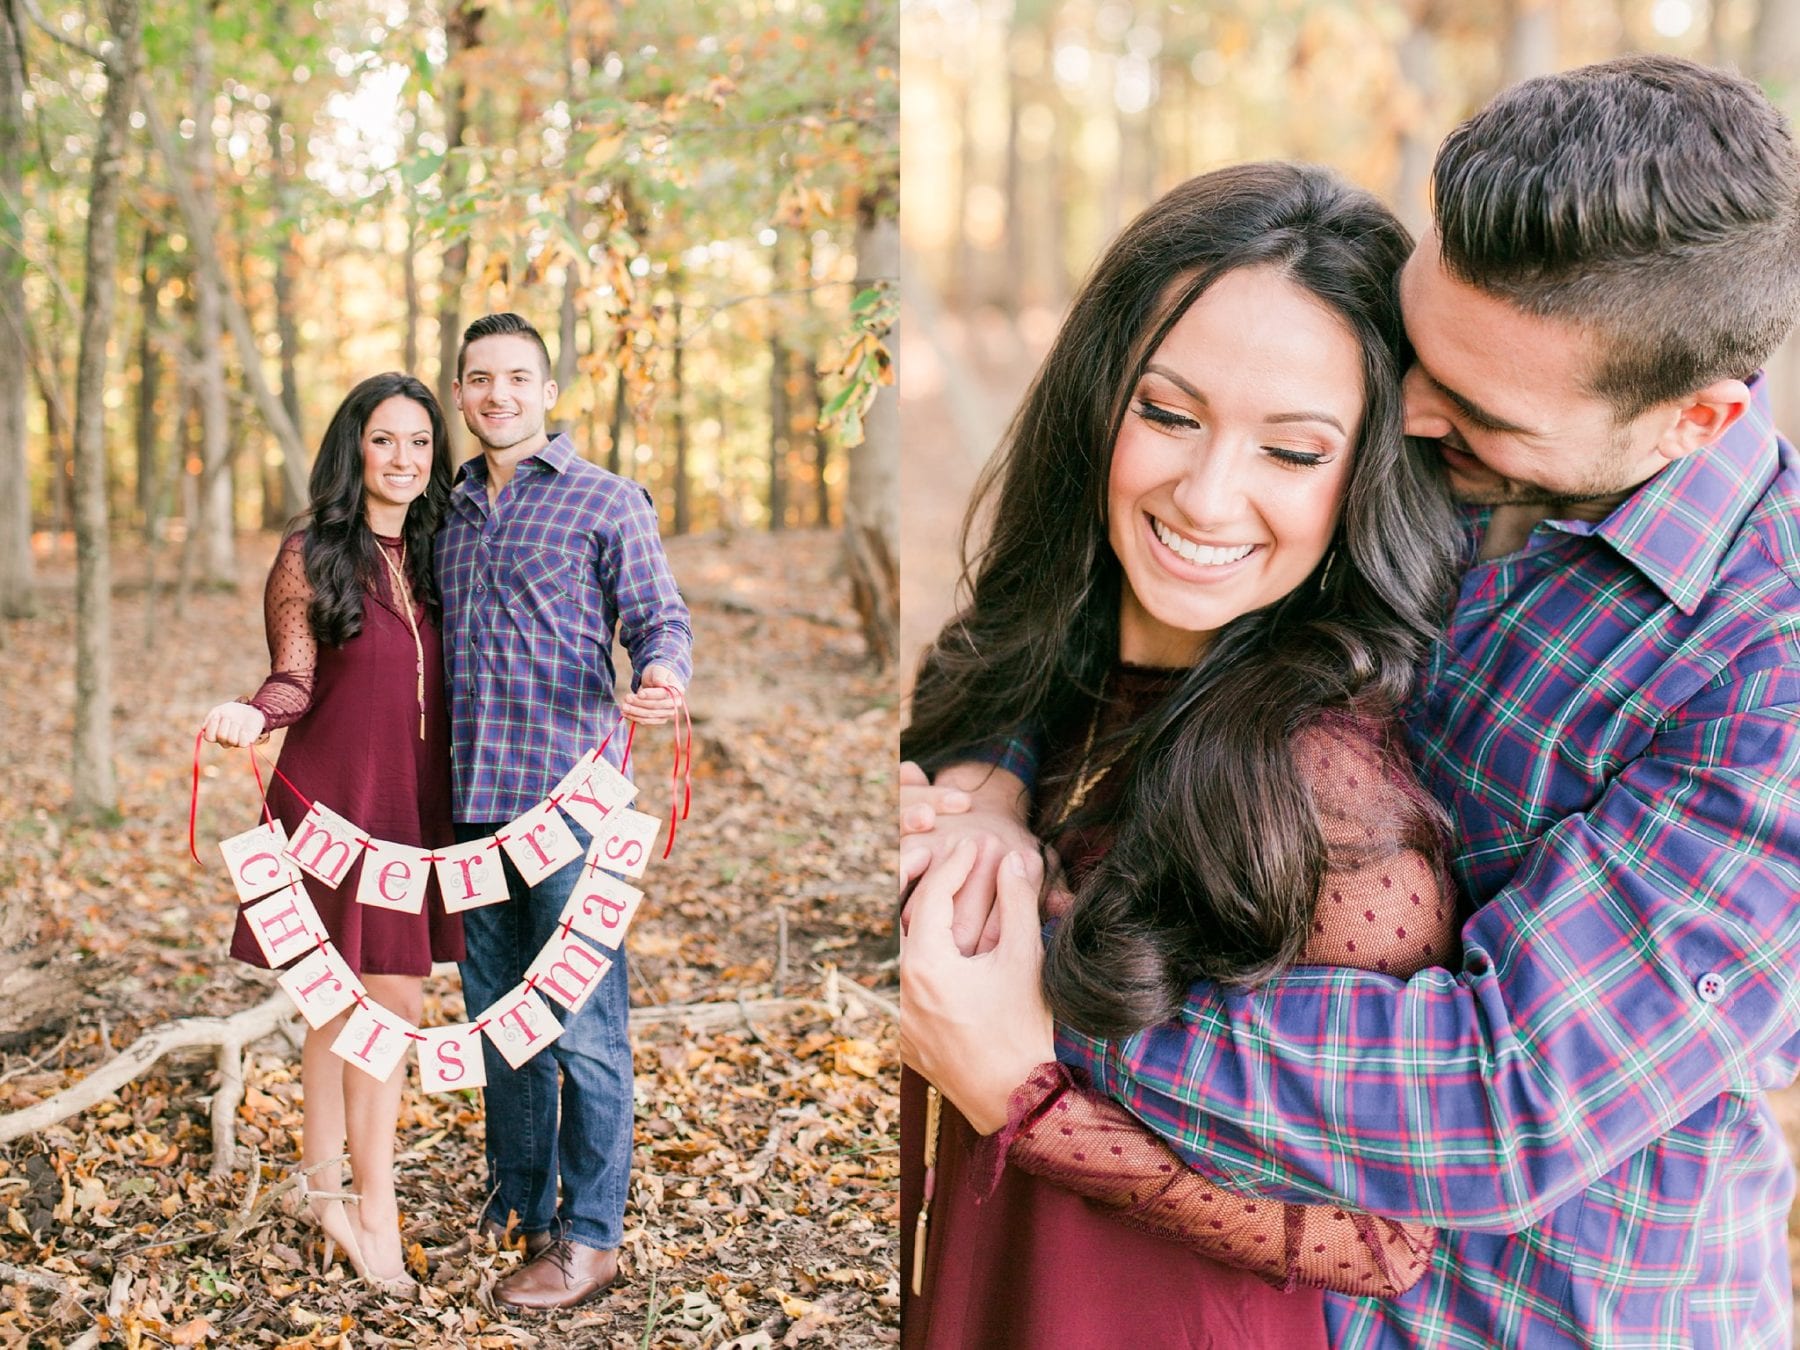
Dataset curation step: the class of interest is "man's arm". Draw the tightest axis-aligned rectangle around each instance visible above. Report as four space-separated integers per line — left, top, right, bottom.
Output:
1060 692 1800 1232
604 483 693 690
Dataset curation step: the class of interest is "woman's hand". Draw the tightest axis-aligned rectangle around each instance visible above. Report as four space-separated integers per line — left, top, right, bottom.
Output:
900 840 1057 1135
900 761 1042 956
202 701 267 748
619 663 684 726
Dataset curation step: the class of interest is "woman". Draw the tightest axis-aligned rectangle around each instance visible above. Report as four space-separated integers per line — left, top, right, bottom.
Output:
898 164 1464 1347
201 372 460 1293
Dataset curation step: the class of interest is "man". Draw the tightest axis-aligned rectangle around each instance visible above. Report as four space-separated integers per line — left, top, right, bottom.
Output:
437 312 692 1309
902 57 1800 1348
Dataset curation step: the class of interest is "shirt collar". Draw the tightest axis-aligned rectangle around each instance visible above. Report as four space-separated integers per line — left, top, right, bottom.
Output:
1589 374 1779 616
452 432 577 489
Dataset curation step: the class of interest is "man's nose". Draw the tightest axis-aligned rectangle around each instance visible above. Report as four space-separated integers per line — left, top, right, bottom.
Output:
1401 364 1453 440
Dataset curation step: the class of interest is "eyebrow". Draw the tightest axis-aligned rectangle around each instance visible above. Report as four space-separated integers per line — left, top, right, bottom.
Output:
1413 362 1536 436
1144 363 1347 435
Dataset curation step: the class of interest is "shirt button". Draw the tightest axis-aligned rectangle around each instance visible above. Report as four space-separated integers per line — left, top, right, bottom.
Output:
1696 971 1726 1004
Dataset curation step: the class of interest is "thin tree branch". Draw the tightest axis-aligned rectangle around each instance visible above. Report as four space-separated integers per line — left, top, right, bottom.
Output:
13 0 108 66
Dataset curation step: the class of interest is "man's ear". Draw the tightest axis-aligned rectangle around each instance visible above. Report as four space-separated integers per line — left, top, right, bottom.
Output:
1654 378 1751 462
544 379 560 410
451 380 463 409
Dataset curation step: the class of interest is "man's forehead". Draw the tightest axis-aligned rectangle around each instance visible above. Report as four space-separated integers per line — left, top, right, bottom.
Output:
463 334 545 375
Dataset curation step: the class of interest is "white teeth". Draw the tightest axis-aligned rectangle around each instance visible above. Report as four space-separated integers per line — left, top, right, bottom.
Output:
1152 519 1255 566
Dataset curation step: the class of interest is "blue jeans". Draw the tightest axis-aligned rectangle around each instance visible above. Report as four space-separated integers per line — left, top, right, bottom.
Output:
455 822 633 1250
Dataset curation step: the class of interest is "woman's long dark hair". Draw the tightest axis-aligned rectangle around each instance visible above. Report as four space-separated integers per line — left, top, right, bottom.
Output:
296 372 452 646
903 163 1464 1038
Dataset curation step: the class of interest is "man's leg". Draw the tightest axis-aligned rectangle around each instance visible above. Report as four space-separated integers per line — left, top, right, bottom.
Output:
553 938 633 1250
455 822 560 1239
490 833 629 1308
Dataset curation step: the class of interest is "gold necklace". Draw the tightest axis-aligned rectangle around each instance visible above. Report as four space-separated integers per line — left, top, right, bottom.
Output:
376 539 426 740
1049 674 1117 832
912 1082 943 1297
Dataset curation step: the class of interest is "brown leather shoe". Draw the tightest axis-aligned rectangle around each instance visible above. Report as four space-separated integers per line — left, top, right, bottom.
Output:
477 1218 555 1260
494 1238 619 1310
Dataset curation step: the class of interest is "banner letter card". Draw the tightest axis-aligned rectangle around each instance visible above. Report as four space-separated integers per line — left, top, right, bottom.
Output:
330 1000 417 1082
416 1024 487 1093
552 751 637 834
500 800 583 886
219 821 303 903
433 838 511 913
480 982 564 1069
525 930 613 1016
588 808 663 880
560 870 644 950
241 882 327 967
277 943 363 1028
281 802 365 889
356 838 430 914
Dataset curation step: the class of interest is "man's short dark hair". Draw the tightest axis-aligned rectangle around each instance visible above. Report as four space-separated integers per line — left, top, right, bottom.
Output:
1431 55 1800 417
456 312 552 381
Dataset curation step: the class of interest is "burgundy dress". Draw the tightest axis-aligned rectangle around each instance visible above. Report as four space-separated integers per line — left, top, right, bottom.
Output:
228 531 463 976
899 666 1454 1349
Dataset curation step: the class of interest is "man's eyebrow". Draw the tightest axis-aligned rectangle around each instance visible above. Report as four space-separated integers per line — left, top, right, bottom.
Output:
1416 364 1536 435
1145 363 1346 434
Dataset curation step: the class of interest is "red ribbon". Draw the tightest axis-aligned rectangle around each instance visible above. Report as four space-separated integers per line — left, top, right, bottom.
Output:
660 689 694 860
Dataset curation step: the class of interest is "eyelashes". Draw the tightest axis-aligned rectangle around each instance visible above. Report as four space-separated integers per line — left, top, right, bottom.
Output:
1131 401 1330 467
1133 400 1198 430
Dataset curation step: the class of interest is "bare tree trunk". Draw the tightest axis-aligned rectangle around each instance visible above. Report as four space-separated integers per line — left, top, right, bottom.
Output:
550 16 581 439
401 105 421 375
670 294 689 534
135 228 159 532
807 357 829 527
136 85 307 510
0 0 30 618
607 363 627 474
1503 0 1558 87
71 0 141 818
1392 0 1440 237
188 0 233 584
434 0 481 458
767 328 790 530
846 183 899 667
270 98 302 524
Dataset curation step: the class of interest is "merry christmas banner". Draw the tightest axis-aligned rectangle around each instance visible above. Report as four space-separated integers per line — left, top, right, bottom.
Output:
209 729 684 1091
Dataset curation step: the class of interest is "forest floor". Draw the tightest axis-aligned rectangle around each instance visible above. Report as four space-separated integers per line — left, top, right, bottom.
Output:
0 526 899 1349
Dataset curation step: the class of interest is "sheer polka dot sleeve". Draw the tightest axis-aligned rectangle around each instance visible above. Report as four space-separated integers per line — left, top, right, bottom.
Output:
243 534 317 730
990 713 1456 1296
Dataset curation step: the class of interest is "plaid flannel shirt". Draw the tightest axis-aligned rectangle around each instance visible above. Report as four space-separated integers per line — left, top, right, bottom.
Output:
436 434 693 822
1054 378 1800 1348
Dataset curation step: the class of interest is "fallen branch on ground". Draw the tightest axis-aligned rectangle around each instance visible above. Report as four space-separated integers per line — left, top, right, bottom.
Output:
0 987 896 1155
0 993 295 1178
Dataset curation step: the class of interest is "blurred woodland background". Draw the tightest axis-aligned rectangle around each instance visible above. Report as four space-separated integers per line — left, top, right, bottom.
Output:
900 0 1800 1321
0 1 902 1344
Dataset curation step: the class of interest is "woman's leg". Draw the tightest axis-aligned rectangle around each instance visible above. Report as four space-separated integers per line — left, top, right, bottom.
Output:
344 973 424 1279
299 1012 362 1259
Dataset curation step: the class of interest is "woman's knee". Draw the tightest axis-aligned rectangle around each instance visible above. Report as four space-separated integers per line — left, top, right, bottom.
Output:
361 974 425 1025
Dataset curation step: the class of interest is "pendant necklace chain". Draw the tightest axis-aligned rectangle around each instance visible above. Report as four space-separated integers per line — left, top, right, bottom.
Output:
376 538 427 740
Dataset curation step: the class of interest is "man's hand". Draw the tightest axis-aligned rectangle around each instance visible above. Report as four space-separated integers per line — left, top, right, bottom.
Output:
900 840 1057 1135
619 663 684 725
900 760 1040 956
201 700 267 749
